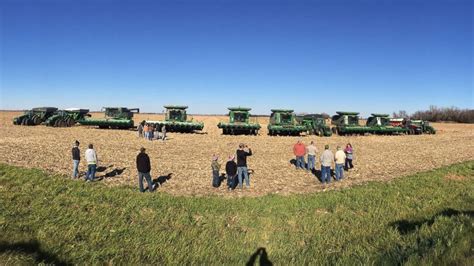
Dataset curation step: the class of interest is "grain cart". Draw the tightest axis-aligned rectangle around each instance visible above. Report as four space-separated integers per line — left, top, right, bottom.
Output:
13 107 58 126
402 119 436 135
78 107 139 129
45 108 91 127
365 114 408 135
331 111 371 135
145 105 203 133
217 107 261 135
297 114 332 136
268 109 307 136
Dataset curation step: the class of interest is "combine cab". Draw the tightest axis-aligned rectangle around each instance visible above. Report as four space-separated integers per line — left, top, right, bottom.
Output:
45 108 91 127
217 107 260 135
331 111 370 135
365 114 408 135
402 119 436 135
297 114 332 136
146 105 203 133
78 107 139 129
13 107 58 126
268 109 307 136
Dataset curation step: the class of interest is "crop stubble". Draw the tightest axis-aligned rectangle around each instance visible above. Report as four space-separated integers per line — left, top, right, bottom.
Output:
0 111 473 197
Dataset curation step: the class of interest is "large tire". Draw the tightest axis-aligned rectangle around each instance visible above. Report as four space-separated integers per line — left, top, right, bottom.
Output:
33 115 41 125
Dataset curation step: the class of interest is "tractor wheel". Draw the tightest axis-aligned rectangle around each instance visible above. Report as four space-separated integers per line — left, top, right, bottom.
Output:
32 115 41 125
54 120 60 127
21 118 27 126
68 118 75 127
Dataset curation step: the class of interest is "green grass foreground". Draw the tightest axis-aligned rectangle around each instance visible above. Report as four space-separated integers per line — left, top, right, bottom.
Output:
0 162 473 265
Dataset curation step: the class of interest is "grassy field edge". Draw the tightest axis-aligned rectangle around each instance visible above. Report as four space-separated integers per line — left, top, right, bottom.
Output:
1 161 473 264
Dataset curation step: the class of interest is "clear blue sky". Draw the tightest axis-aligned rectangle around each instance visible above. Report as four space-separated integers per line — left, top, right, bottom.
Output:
0 0 472 116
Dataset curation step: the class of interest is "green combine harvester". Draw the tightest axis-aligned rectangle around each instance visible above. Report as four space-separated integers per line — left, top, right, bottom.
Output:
268 109 307 136
331 111 372 135
217 107 260 135
297 114 332 136
78 107 139 129
44 108 91 127
145 105 204 133
365 114 408 135
13 107 58 126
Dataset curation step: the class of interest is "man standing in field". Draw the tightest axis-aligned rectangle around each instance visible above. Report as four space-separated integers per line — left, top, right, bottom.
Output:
306 141 318 172
226 155 237 191
85 144 98 182
320 145 333 184
334 146 346 181
136 147 154 192
293 140 306 170
236 143 252 189
71 140 80 179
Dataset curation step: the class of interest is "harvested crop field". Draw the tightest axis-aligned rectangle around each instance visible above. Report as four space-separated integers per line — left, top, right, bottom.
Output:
1 111 473 197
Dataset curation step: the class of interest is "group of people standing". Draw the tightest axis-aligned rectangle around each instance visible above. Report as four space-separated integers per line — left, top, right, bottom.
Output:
137 122 167 141
71 136 355 193
293 141 354 184
71 140 99 182
211 143 253 191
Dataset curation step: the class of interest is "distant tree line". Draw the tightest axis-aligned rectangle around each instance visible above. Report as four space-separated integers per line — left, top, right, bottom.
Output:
393 106 474 123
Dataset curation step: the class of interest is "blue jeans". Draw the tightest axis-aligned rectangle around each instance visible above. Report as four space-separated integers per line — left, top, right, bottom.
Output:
138 172 154 192
86 164 96 181
296 156 305 169
72 160 80 178
335 164 344 181
237 166 249 188
227 174 236 189
321 166 331 184
307 155 315 171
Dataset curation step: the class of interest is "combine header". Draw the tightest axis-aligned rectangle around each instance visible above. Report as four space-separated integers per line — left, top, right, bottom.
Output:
78 107 139 129
145 105 203 133
217 107 260 135
268 109 307 136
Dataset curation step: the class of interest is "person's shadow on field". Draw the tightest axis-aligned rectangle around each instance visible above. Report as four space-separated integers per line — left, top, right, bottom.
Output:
246 247 273 266
153 173 173 188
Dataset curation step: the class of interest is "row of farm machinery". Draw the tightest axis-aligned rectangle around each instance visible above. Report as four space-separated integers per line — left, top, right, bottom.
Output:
13 106 435 136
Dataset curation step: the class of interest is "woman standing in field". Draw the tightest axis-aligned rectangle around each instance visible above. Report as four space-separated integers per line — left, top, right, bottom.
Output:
344 143 354 170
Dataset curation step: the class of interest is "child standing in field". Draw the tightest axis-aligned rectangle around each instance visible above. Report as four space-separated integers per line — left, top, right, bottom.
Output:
226 155 237 191
211 155 221 188
344 143 354 170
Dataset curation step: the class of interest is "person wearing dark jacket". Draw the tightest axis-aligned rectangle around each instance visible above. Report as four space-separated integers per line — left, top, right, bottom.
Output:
71 140 81 178
236 143 252 189
225 155 237 191
136 147 154 192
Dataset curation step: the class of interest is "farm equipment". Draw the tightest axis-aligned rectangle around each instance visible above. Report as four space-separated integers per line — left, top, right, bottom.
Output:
145 105 203 133
217 107 261 135
268 109 307 136
78 107 139 129
365 114 408 135
330 111 371 135
13 107 58 126
297 114 332 136
44 108 91 127
402 119 436 135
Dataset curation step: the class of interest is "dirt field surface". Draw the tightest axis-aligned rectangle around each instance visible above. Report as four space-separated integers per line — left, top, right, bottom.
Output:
1 111 473 197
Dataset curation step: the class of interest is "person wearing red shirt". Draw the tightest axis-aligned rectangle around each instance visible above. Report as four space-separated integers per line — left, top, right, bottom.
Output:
293 140 306 170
